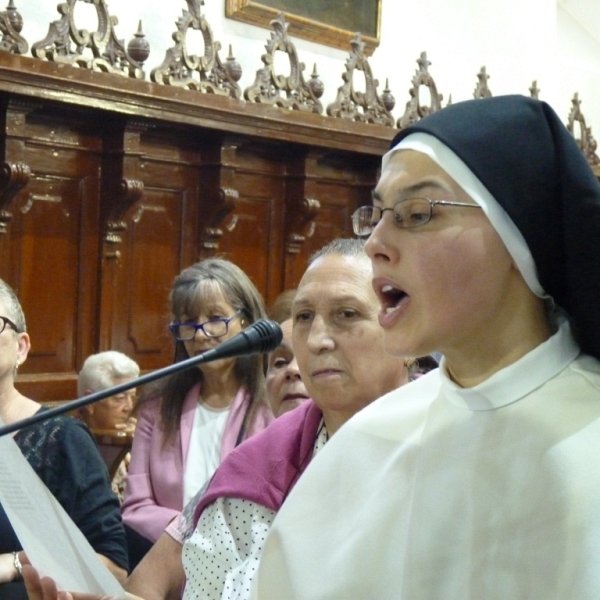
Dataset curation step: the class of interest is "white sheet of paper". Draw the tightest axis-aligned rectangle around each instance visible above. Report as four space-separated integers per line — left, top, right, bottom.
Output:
0 415 125 595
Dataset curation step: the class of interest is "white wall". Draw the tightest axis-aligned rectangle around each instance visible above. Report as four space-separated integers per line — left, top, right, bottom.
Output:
16 0 600 135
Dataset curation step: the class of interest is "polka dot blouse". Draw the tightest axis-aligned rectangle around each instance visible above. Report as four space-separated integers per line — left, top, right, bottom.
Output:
182 419 328 599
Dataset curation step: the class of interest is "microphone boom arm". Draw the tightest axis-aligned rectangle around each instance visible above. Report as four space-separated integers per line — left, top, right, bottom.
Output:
0 319 282 438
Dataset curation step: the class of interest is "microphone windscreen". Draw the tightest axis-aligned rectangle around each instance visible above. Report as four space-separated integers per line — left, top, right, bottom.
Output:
243 319 283 354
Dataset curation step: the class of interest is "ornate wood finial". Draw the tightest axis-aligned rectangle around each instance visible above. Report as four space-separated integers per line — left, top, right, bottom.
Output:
0 0 27 54
31 0 149 79
307 63 324 102
244 13 323 113
381 78 395 113
127 21 150 65
567 93 600 167
529 80 540 99
397 52 443 129
473 66 492 99
151 0 241 99
326 33 394 127
200 187 240 250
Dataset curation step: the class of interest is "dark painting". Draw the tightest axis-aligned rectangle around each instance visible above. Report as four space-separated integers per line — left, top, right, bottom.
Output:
262 0 379 38
226 0 381 55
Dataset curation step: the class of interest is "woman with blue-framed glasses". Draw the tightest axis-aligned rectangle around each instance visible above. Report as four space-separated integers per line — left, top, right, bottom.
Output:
121 259 273 566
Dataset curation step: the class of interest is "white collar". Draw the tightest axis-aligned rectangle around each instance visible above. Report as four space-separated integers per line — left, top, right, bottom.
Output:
439 318 580 411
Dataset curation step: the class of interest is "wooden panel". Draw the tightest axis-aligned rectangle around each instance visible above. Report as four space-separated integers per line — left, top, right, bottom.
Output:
16 177 83 372
283 150 378 289
100 157 201 371
200 141 287 307
0 54 392 401
1 104 103 402
219 195 278 299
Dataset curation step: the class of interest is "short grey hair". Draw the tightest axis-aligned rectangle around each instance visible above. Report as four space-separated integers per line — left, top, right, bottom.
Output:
0 279 26 332
77 351 140 397
309 238 367 265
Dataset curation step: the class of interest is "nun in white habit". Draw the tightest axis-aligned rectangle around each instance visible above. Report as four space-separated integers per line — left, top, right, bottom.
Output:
250 95 600 600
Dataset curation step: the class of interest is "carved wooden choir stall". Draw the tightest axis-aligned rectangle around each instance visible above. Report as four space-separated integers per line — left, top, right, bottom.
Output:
0 1 597 405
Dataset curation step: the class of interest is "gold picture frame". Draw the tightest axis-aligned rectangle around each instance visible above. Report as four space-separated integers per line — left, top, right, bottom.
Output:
225 0 382 56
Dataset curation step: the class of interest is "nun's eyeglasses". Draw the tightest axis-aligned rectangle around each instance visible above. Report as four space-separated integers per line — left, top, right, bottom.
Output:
352 197 482 236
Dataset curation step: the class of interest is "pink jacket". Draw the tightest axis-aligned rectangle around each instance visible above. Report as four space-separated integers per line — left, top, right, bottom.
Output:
121 382 273 543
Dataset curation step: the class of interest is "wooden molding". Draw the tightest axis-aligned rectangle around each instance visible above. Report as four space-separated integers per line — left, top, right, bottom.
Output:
0 53 393 157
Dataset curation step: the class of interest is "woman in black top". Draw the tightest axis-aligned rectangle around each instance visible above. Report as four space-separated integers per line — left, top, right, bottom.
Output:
0 279 128 599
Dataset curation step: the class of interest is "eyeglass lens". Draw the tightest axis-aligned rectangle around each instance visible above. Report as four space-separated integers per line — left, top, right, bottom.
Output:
353 199 433 235
173 318 232 340
0 316 16 334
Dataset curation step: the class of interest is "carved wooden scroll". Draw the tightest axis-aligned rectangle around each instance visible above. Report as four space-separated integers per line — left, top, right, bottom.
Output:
195 139 245 255
473 66 492 99
201 187 240 250
285 197 320 254
397 52 443 129
567 93 600 168
151 0 242 99
0 161 30 234
0 0 27 55
31 0 150 79
282 150 320 257
101 119 150 249
326 33 394 127
104 177 144 248
244 13 324 114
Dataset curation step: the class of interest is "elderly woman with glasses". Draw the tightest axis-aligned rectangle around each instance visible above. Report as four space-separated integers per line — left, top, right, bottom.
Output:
120 259 274 565
250 96 600 599
0 279 128 600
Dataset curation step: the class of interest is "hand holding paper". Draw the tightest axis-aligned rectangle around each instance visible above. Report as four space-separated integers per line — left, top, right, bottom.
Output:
22 557 140 600
0 416 126 595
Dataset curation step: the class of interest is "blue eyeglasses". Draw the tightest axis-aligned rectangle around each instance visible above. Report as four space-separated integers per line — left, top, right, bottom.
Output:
169 310 242 341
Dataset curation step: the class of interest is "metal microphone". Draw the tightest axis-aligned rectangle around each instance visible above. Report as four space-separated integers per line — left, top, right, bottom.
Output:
0 319 282 437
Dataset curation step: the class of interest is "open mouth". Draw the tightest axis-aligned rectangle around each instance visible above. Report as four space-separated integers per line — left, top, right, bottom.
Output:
380 284 409 313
